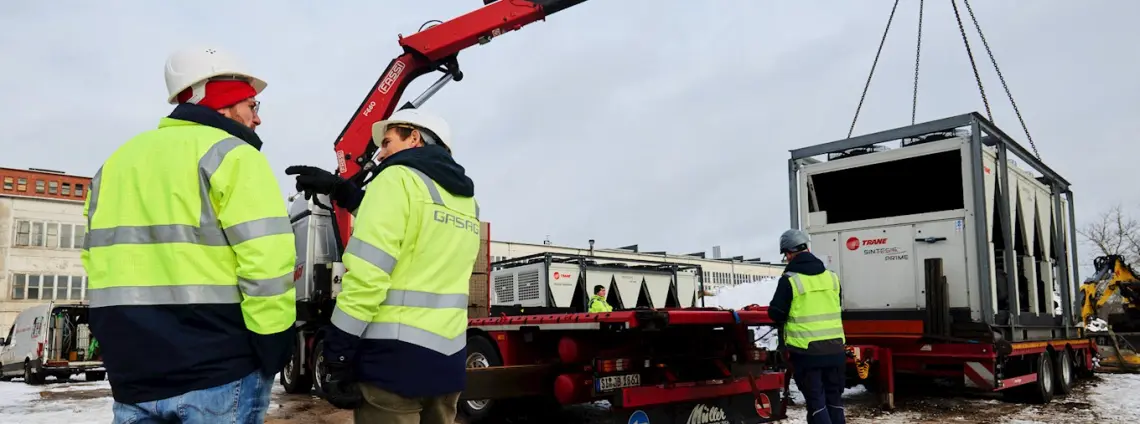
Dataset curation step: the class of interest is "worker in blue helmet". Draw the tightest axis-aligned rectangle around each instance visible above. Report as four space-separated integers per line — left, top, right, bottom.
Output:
768 229 846 424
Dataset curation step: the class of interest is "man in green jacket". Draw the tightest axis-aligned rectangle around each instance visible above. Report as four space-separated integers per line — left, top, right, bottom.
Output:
287 108 480 424
589 285 613 313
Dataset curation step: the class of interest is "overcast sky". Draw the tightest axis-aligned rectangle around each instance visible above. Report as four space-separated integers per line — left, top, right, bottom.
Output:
2 0 1136 271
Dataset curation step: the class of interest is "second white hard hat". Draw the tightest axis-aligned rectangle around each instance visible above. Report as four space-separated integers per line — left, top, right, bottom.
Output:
372 108 453 150
164 46 267 104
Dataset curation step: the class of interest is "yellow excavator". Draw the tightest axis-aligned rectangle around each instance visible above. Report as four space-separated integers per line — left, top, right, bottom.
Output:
1079 255 1140 372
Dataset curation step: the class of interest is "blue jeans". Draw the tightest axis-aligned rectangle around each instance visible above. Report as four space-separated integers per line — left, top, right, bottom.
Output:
793 364 845 424
111 370 273 424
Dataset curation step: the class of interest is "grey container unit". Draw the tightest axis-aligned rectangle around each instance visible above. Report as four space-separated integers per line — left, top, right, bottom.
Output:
787 112 1079 342
489 252 704 316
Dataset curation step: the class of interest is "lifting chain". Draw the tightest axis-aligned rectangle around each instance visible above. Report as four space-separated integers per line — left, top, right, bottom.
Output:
847 0 1041 161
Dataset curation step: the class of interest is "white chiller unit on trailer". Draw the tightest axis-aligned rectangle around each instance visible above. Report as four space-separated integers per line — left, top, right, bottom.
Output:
488 252 704 316
787 112 1080 343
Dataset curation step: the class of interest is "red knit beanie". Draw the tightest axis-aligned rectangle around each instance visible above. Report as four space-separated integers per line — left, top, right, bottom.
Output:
176 80 257 109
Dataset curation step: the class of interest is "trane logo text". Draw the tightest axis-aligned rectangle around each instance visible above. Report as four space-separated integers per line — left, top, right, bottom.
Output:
687 404 728 424
433 210 479 235
862 238 887 246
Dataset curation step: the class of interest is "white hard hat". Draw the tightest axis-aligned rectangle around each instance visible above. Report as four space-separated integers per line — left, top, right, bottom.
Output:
372 108 453 151
164 46 267 104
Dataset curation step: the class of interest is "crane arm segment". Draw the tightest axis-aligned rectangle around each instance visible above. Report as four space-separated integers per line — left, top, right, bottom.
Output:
328 0 589 247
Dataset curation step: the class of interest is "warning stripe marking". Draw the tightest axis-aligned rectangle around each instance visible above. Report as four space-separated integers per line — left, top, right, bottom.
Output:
963 361 994 389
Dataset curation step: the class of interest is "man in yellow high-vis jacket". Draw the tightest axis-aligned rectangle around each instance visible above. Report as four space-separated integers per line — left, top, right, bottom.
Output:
82 46 297 424
589 285 614 313
767 229 846 424
287 108 481 424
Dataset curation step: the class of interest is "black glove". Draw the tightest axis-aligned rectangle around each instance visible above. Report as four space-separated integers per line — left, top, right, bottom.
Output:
322 358 363 410
284 165 365 211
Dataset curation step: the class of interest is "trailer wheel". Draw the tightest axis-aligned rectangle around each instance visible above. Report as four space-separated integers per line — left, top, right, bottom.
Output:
1053 349 1074 396
459 335 501 423
281 351 314 394
1010 352 1054 404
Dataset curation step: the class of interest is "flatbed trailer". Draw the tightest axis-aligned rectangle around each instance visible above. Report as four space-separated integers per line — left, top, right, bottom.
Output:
459 308 789 423
789 112 1097 408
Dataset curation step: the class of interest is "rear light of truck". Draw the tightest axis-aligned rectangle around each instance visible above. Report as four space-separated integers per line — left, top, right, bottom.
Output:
596 358 632 373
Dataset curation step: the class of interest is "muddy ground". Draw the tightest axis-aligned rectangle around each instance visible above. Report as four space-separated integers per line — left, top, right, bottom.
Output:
22 374 1134 423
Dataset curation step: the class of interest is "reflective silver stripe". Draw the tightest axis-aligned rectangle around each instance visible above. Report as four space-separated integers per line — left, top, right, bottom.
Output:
86 224 229 247
88 284 242 307
346 237 397 274
406 167 444 205
784 328 846 339
381 289 467 309
239 272 294 297
83 137 246 250
331 307 369 337
82 167 103 251
361 322 466 355
786 312 843 324
197 137 245 235
225 216 292 245
474 200 480 220
787 272 806 295
787 271 840 294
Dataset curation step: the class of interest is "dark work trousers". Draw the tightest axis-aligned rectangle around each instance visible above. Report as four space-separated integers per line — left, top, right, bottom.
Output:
793 363 846 424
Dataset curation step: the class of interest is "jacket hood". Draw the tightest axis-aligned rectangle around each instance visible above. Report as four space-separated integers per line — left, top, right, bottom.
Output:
375 145 474 197
167 103 263 150
783 251 828 276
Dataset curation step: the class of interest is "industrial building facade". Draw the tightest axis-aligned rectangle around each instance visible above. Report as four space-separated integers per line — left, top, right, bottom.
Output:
489 241 784 292
0 168 92 331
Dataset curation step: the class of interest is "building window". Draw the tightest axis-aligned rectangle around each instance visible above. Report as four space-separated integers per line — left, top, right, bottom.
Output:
48 181 58 195
2 177 12 190
31 222 44 246
60 224 73 249
17 178 27 192
35 180 45 193
46 223 59 248
14 220 31 246
75 183 84 197
73 224 85 248
9 274 87 301
61 183 71 196
11 274 26 299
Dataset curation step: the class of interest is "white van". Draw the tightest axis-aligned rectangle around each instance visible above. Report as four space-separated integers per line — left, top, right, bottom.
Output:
0 301 105 384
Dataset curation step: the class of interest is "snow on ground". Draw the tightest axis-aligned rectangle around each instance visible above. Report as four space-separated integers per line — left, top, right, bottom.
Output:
0 375 113 424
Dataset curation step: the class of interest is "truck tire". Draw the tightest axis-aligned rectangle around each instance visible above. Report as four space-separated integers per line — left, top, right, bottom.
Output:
458 335 501 423
1053 349 1074 396
312 340 330 396
281 351 314 394
85 371 106 382
23 361 43 385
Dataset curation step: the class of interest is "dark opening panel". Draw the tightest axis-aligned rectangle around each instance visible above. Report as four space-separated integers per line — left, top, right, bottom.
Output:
811 150 965 224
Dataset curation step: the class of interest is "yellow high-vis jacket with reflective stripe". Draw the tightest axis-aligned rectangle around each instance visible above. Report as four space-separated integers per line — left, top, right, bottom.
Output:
81 112 297 404
325 150 480 399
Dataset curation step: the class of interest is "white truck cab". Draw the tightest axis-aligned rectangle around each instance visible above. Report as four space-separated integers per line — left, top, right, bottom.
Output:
0 301 105 384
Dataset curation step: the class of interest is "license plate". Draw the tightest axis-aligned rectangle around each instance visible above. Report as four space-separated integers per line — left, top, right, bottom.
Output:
595 373 641 392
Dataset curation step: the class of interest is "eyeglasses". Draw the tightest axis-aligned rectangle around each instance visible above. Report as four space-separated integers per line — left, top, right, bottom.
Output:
251 100 260 114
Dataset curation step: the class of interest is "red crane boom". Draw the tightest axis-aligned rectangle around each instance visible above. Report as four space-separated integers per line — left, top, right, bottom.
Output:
328 0 589 247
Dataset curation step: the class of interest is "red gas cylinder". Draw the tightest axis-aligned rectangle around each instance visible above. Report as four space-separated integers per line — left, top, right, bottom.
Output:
553 373 592 405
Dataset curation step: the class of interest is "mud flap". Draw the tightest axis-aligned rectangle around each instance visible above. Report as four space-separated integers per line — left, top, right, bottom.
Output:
613 390 786 424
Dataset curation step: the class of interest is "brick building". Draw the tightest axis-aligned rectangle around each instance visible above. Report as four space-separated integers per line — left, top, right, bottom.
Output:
0 167 92 332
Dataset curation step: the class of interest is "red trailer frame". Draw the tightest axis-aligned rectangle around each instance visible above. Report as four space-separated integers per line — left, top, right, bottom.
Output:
458 309 789 423
844 323 1096 409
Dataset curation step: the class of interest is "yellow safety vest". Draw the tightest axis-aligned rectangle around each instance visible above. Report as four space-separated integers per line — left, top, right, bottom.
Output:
784 270 845 350
589 295 613 313
330 164 480 356
82 117 297 334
